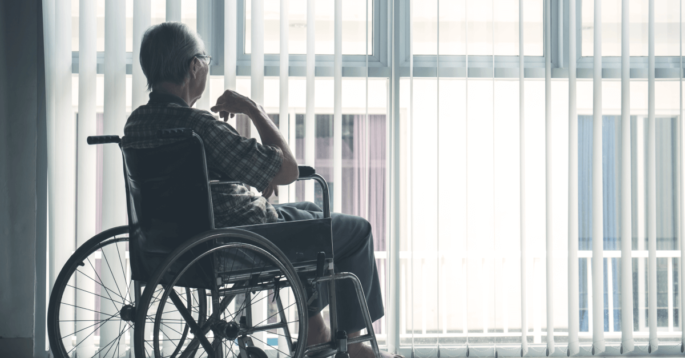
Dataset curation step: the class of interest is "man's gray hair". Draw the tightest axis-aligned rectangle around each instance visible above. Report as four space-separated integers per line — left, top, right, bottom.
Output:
139 22 205 90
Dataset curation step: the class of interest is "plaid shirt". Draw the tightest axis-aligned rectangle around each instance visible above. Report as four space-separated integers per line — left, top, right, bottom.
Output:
122 92 282 227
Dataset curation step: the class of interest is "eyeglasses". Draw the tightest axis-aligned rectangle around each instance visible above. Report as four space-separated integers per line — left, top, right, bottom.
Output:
194 54 212 66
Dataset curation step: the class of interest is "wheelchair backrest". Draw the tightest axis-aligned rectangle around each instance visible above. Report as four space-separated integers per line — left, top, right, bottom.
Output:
121 131 215 282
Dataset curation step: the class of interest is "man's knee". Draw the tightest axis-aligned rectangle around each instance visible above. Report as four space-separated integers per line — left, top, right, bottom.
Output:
335 214 373 246
357 216 372 239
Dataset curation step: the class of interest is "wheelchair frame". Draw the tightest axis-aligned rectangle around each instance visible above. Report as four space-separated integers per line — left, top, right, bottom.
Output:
54 129 381 358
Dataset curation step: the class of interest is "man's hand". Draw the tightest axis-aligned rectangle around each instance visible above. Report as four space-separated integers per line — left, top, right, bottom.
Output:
210 89 258 122
262 182 279 199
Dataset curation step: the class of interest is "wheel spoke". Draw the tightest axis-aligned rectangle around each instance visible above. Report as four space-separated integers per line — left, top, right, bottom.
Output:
61 302 119 319
226 340 238 358
158 321 185 336
111 317 124 358
169 289 215 355
113 238 129 298
78 262 126 303
100 247 125 300
47 230 132 358
67 284 126 306
61 315 115 339
66 315 116 355
251 301 297 328
139 243 305 358
90 323 131 358
229 290 278 324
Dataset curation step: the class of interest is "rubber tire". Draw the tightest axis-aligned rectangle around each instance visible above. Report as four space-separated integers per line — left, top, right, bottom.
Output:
246 346 269 358
47 225 130 358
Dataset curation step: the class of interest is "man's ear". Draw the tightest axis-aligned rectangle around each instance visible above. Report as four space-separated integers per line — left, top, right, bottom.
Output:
190 58 199 79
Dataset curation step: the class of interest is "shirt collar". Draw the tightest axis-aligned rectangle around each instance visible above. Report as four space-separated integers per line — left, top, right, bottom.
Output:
148 91 190 108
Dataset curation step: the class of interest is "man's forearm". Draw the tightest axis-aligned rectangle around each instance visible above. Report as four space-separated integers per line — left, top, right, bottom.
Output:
246 105 289 153
246 104 298 183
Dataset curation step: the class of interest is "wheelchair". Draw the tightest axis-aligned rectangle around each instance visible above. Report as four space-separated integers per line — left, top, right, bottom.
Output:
47 128 380 358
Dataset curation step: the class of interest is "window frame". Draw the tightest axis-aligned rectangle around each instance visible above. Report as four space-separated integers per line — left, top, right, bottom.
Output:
68 0 684 79
235 0 386 70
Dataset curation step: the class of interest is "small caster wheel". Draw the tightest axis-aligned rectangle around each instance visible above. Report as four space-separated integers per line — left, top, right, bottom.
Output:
335 352 350 358
246 346 269 358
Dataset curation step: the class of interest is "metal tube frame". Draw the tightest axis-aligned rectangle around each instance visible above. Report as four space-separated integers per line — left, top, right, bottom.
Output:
88 130 380 357
305 272 380 358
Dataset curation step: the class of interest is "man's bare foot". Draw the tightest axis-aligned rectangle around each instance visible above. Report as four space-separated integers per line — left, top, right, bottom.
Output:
348 343 403 358
305 317 402 358
307 313 331 346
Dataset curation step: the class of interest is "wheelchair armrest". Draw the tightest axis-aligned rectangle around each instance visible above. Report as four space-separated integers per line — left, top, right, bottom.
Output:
209 180 242 186
295 166 331 219
87 135 120 145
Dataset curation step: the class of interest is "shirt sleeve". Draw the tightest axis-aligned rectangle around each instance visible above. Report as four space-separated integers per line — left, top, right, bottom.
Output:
200 118 283 192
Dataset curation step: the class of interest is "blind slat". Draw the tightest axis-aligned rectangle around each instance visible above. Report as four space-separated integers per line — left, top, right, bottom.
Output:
364 0 371 243
166 0 181 22
647 0 658 350
251 0 264 106
289 108 297 202
196 0 211 110
250 0 267 348
387 0 402 353
132 0 150 110
591 0 605 352
637 115 646 332
519 0 528 353
680 0 685 349
567 0 580 353
558 0 563 68
100 0 128 350
333 0 342 213
544 0 554 353
620 0 635 352
305 0 315 202
278 0 290 204
225 0 237 128
77 0 97 251
464 0 470 343
409 0 415 351
75 0 96 355
43 0 56 302
51 0 76 291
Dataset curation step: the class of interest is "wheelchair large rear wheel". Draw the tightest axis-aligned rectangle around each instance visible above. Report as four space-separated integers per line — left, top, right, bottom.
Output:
47 226 207 358
134 229 309 358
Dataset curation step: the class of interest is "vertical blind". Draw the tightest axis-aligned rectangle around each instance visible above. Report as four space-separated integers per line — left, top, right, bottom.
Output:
40 0 685 356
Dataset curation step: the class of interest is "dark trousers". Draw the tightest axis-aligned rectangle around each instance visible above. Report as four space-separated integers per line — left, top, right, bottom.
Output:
272 202 384 333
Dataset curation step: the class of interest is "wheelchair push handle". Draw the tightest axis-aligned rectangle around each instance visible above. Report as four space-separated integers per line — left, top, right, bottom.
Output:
298 166 316 178
296 166 331 218
87 135 121 145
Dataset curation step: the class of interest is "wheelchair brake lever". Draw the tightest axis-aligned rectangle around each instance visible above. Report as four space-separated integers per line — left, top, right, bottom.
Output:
272 277 281 303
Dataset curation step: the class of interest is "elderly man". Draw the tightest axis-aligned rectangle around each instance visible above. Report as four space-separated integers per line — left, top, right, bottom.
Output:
123 22 396 358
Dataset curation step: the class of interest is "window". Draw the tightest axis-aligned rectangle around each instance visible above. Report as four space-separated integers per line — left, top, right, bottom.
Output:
245 0 373 55
43 0 685 355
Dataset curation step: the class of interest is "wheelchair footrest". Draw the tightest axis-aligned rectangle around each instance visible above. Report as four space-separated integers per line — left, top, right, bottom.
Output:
347 334 374 345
